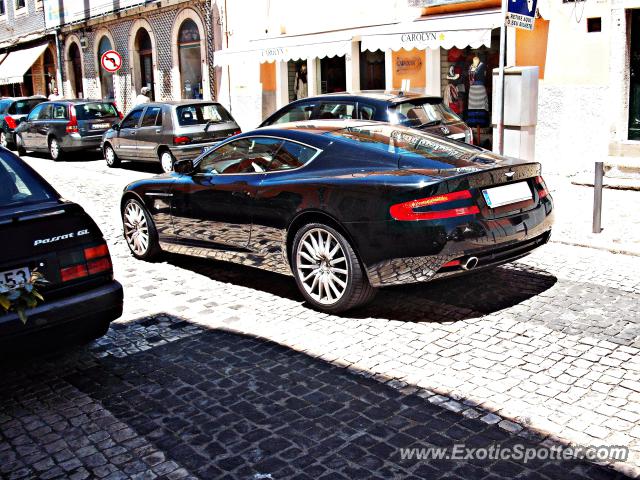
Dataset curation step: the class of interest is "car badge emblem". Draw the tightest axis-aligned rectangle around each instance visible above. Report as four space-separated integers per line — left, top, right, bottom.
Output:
440 126 450 135
505 171 515 179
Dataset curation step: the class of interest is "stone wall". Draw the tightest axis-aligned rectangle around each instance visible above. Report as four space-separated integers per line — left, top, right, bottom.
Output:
0 0 46 45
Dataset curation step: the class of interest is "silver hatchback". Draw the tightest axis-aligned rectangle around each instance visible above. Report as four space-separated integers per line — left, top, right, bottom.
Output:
101 101 241 172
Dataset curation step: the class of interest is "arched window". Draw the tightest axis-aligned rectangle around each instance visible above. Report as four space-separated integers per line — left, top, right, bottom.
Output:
135 28 154 100
43 48 56 96
97 36 115 99
68 42 83 98
177 19 202 99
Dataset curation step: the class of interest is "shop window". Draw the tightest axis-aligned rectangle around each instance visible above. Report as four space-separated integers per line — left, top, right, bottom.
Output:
288 60 307 102
360 49 385 90
320 56 346 94
135 28 155 100
15 0 25 10
68 42 83 98
0 2 5 15
178 19 203 99
97 36 115 100
587 17 601 32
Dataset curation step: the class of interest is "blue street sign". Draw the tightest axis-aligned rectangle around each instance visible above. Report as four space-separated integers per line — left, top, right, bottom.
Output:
506 0 537 30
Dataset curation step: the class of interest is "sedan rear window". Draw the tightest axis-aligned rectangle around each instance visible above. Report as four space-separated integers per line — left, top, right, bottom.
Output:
8 99 44 115
389 100 461 128
75 103 118 120
0 152 56 208
176 104 231 126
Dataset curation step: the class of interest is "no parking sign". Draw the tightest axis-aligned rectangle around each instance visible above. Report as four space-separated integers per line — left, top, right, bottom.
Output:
101 50 122 73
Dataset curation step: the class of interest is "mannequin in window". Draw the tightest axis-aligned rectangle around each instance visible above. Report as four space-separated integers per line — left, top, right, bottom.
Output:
294 63 308 100
466 54 489 128
443 65 462 115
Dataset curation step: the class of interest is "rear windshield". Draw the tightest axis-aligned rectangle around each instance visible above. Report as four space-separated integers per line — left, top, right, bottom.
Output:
8 99 44 115
0 151 56 208
176 104 232 126
327 124 478 167
75 103 118 120
389 100 461 128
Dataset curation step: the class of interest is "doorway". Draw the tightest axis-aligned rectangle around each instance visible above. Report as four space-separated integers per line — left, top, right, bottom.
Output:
320 56 346 94
135 29 155 100
629 9 640 140
360 49 385 90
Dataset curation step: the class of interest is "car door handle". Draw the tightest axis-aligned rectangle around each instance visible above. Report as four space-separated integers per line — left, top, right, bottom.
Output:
131 132 136 136
155 129 161 134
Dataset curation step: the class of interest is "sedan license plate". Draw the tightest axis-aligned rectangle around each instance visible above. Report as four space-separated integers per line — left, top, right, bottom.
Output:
92 123 110 130
482 181 532 208
0 267 30 289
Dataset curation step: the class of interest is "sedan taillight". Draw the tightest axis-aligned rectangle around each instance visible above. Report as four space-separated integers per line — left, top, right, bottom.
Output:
173 136 192 145
4 115 17 130
535 176 549 199
59 242 112 282
66 105 78 133
390 190 480 221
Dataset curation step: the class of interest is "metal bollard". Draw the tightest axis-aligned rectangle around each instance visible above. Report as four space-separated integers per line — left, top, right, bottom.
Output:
592 161 604 234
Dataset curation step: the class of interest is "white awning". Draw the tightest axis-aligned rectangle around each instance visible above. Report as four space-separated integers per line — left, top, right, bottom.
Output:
360 10 502 52
0 43 49 85
214 31 353 66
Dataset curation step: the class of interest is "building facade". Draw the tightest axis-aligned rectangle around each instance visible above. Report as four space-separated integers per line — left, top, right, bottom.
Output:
0 0 59 97
47 0 215 114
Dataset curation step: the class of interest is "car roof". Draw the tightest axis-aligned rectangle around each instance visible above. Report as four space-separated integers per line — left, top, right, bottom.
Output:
301 90 443 104
144 100 224 107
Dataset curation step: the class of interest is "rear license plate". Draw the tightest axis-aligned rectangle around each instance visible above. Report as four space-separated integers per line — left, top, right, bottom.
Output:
482 181 532 208
92 123 110 130
0 267 30 289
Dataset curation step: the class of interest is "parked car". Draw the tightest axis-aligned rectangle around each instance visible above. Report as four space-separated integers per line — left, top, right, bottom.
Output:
120 120 553 313
14 99 122 161
102 101 241 173
0 147 123 343
260 91 474 144
0 96 47 150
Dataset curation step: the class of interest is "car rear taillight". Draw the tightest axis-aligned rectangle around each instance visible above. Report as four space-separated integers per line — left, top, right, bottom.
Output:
59 242 112 283
173 136 192 145
112 103 123 119
66 105 78 133
535 176 549 199
4 115 17 129
390 190 480 221
232 129 241 135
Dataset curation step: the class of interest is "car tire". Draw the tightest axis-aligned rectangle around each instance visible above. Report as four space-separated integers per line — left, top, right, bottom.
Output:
49 137 64 161
291 223 377 313
82 319 111 342
122 198 161 261
104 144 120 168
16 134 26 156
159 150 175 173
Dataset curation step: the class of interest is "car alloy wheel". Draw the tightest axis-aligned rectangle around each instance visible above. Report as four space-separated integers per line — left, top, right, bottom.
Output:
123 201 150 257
104 145 119 167
49 138 61 160
160 151 174 173
0 132 7 149
296 227 349 305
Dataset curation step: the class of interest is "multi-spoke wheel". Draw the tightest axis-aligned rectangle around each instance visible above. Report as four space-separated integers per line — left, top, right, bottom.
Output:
160 151 175 173
104 144 120 168
49 137 64 161
122 199 160 260
292 223 376 313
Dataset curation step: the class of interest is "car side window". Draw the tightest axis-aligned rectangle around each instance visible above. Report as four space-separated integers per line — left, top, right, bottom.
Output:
316 102 355 120
265 140 319 172
269 103 316 125
121 108 144 129
140 106 162 128
52 104 68 120
196 137 283 175
358 104 376 121
27 104 44 121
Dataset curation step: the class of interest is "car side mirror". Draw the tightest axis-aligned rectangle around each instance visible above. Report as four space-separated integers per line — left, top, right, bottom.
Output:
111 122 120 131
174 159 194 174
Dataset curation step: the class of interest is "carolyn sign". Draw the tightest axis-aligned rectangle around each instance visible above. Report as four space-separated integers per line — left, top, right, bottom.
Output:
506 0 538 31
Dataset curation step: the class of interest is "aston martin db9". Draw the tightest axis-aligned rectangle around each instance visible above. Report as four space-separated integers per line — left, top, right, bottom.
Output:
120 121 553 313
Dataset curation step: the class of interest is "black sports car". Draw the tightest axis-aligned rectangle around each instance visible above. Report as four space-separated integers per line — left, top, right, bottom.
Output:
0 147 123 343
120 121 553 313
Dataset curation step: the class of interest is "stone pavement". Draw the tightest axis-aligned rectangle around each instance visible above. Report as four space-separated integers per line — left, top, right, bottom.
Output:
0 153 639 478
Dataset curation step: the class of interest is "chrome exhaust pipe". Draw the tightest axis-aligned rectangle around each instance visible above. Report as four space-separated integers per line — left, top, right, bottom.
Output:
461 256 479 271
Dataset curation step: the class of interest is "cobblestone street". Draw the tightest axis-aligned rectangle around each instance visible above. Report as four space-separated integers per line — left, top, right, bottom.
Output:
1 154 640 479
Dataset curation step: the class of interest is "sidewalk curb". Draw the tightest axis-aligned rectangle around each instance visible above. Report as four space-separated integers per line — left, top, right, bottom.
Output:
550 239 640 257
